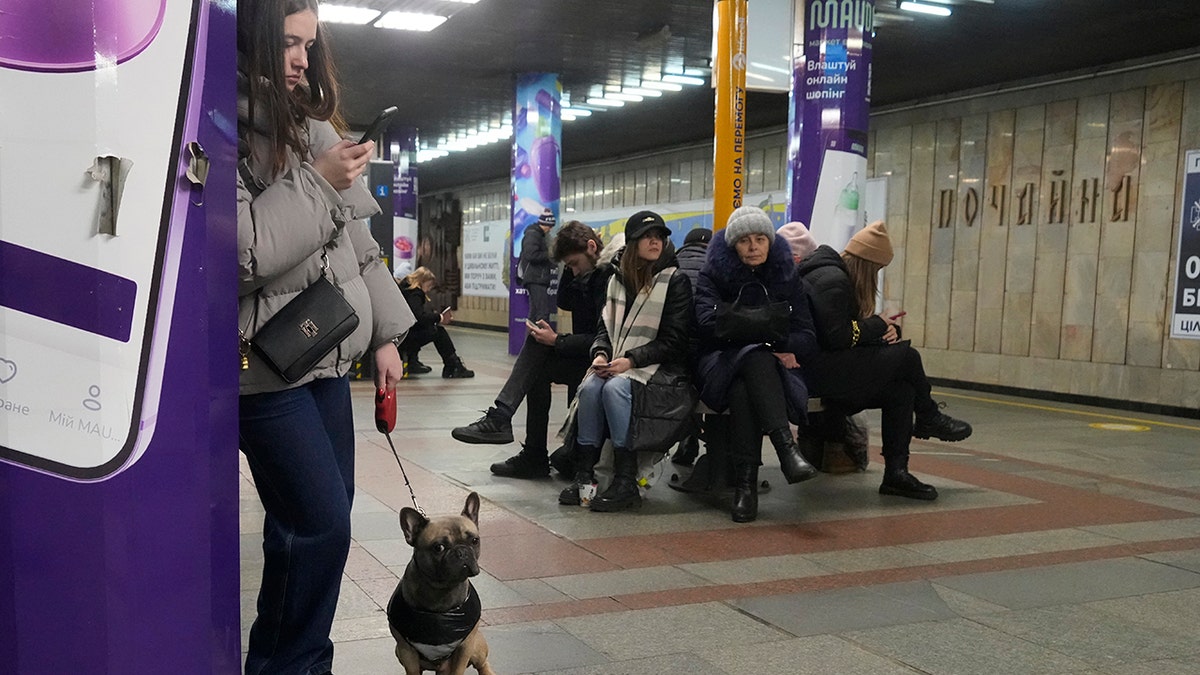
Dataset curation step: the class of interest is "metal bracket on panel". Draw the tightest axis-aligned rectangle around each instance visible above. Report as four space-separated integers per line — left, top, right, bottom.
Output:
88 155 133 235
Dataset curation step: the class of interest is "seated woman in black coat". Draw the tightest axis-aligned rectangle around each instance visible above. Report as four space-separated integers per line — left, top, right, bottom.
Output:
396 267 474 378
798 221 971 501
694 206 820 523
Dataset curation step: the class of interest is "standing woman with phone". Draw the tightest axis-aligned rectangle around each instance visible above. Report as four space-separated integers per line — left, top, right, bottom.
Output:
237 2 414 673
559 211 694 512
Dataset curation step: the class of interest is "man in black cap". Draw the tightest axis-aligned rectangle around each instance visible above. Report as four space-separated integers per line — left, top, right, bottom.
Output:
518 208 556 322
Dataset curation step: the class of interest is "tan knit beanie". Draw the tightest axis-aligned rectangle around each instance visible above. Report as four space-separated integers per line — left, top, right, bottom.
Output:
843 220 893 266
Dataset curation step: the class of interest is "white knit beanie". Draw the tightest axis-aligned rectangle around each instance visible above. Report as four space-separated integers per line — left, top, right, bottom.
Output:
724 206 775 245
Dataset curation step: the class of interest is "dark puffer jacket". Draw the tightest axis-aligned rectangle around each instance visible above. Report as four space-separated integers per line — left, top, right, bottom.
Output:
693 230 818 421
796 245 888 350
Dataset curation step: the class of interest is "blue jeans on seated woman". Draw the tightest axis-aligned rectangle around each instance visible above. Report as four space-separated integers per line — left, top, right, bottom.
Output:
576 375 632 448
239 375 355 675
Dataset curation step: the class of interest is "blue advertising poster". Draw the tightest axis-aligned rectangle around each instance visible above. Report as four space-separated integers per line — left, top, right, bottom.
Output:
509 73 562 354
1171 150 1200 339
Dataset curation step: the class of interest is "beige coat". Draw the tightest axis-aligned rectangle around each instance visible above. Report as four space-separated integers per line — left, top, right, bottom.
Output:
237 115 414 394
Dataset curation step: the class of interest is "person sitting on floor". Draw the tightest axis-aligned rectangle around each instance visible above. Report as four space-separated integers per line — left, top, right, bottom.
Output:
396 267 474 378
560 210 695 512
451 221 619 479
797 220 971 501
694 206 820 523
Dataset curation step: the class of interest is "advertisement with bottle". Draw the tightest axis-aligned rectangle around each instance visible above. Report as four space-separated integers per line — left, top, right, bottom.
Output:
786 0 874 250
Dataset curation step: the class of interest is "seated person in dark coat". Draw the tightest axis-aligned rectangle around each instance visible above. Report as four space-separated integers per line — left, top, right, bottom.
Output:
797 220 972 501
396 267 474 378
693 206 820 523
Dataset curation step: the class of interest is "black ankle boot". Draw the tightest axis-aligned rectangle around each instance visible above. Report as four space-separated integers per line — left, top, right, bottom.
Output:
767 428 818 484
880 457 938 500
590 448 642 512
442 356 475 379
559 444 601 506
731 463 759 523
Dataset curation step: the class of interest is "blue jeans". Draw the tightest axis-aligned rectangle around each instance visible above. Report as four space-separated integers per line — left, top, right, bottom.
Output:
576 375 633 448
239 376 355 675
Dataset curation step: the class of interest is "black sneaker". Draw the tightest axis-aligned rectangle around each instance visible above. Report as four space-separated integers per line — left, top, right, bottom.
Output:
442 358 475 379
407 359 432 375
913 410 972 442
452 410 514 444
490 446 549 479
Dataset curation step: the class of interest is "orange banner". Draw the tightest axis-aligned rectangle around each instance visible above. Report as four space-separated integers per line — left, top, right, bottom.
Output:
712 0 748 231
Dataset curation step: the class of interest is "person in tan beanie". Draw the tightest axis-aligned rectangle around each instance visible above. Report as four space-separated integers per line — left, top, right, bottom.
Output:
795 221 971 501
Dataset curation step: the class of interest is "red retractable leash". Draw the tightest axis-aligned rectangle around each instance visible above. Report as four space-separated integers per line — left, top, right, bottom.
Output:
375 387 426 517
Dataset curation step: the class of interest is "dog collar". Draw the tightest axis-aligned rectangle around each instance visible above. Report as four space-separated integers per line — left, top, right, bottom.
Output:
387 582 482 664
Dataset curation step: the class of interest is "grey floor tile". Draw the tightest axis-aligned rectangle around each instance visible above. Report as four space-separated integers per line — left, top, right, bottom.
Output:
481 621 609 674
803 545 942 573
972 604 1200 666
1084 587 1200 636
507 578 573 605
527 652 727 675
1095 655 1200 674
934 557 1200 609
731 581 958 637
350 510 405 541
929 583 1008 617
555 602 785 661
543 565 711 600
699 634 922 674
901 528 1125 563
1139 548 1200 574
680 553 832 585
844 617 1093 675
331 636 398 673
1079 518 1200 543
334 576 385 621
329 615 392 643
473 569 534 609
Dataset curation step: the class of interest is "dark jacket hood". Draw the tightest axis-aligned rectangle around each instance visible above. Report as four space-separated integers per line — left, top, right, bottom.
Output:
796 244 845 278
706 228 796 287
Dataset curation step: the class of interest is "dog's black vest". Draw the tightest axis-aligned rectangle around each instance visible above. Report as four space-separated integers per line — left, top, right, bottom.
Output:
387 582 481 664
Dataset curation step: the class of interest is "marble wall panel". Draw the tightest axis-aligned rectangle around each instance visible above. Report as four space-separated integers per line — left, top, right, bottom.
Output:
950 114 987 350
1003 105 1044 356
904 122 937 347
926 119 961 349
875 126 913 313
977 110 1015 353
1093 89 1146 364
1030 100 1075 359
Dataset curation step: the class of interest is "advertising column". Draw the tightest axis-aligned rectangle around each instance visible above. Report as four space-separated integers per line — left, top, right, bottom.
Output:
385 126 420 279
1171 149 1200 339
509 73 562 354
713 0 749 231
787 0 875 250
0 0 240 669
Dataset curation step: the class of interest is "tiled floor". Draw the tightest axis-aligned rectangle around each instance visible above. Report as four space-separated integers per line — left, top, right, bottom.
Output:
239 328 1200 674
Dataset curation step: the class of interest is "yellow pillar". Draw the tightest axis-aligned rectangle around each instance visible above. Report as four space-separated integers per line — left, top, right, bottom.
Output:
712 0 748 232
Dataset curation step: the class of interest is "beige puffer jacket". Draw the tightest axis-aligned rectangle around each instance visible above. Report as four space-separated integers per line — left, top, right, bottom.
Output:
237 112 414 394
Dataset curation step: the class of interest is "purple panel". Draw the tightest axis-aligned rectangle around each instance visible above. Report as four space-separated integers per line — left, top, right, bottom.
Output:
0 240 137 342
385 126 419 220
0 1 241 670
0 0 166 72
786 0 874 226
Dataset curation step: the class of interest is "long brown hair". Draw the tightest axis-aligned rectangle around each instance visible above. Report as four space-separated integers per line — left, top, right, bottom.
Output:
238 0 342 174
841 252 883 319
619 238 659 295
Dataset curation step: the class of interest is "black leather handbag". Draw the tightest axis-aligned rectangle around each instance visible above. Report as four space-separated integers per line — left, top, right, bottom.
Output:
714 282 791 345
249 274 359 383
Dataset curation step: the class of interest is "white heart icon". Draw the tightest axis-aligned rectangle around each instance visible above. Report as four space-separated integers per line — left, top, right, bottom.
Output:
0 358 16 384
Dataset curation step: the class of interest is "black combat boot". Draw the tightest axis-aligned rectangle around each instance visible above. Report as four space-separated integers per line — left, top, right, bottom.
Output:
559 444 601 506
879 455 938 500
767 428 818 484
590 448 642 512
442 356 475 378
731 463 759 523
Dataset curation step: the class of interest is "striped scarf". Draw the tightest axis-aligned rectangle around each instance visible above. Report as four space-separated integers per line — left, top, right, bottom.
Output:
601 267 676 385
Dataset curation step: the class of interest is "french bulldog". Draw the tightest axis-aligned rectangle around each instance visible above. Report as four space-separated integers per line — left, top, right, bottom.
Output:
387 492 496 675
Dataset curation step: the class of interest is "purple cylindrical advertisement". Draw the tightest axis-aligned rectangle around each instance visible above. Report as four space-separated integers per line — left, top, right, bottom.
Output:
509 73 562 355
786 0 874 250
0 0 241 670
385 126 420 279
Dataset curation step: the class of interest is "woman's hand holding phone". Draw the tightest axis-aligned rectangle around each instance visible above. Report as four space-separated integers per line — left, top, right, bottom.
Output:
313 139 373 190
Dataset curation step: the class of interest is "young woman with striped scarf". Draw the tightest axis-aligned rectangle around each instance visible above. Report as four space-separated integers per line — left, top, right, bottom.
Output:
559 210 695 512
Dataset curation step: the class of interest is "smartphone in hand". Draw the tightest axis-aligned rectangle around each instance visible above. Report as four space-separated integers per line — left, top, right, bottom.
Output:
358 106 399 144
525 318 539 330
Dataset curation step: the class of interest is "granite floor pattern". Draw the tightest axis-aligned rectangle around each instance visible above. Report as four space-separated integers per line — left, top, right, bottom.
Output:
239 328 1200 674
